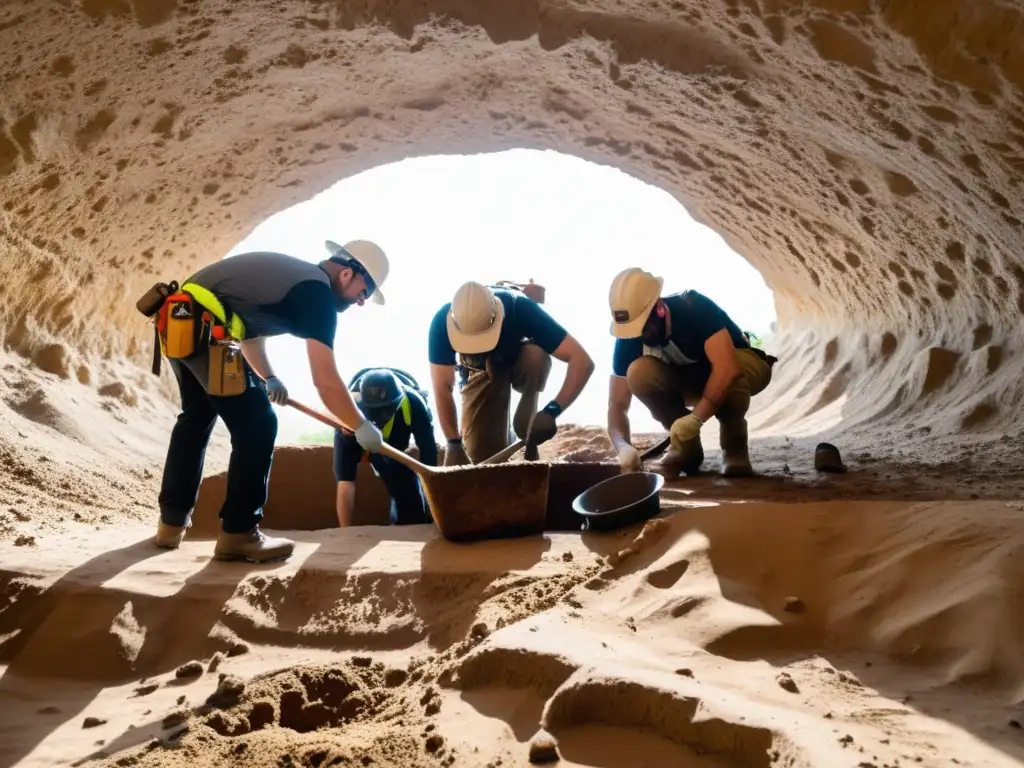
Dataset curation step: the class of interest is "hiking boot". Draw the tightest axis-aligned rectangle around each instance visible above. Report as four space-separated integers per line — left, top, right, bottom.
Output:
155 520 190 549
214 526 294 563
659 438 704 478
719 418 755 477
721 448 754 477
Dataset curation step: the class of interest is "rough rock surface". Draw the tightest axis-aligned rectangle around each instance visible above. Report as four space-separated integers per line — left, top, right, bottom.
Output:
5 7 1024 767
2 0 1023 443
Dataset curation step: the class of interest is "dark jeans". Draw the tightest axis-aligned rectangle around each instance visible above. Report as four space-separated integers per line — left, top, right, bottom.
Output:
333 431 431 525
158 357 277 534
375 455 431 525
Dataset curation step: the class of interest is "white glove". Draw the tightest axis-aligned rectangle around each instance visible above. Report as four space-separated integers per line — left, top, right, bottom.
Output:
264 376 288 405
617 445 643 473
354 419 383 453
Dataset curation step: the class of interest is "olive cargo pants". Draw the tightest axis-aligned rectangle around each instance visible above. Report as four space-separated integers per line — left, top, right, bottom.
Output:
625 348 772 453
460 343 552 463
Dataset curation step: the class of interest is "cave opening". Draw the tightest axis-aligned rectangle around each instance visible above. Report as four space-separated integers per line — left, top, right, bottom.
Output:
187 147 777 531
218 148 777 447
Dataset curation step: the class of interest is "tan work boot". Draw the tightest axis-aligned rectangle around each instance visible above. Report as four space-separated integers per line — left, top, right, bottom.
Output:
155 520 190 549
214 527 295 563
719 419 754 477
659 438 704 478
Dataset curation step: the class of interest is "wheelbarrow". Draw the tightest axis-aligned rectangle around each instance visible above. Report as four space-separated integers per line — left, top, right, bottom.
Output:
287 398 550 542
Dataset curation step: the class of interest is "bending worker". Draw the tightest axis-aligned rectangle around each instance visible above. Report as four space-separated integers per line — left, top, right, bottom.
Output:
605 267 776 477
427 280 595 464
334 367 438 527
146 239 390 563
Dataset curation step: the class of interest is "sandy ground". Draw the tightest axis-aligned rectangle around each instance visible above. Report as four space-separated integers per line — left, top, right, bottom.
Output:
6 504 1024 768
2 350 1024 768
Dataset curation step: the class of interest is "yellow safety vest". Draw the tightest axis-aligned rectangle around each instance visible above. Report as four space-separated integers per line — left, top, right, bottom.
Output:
381 395 412 440
181 281 247 340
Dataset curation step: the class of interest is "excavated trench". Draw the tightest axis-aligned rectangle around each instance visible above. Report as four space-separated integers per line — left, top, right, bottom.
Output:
190 445 621 535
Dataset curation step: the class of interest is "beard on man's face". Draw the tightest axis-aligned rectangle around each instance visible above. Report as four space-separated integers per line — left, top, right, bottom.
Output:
641 311 667 347
331 273 357 313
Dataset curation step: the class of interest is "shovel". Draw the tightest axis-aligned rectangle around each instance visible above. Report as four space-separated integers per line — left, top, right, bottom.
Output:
286 398 551 543
479 439 527 465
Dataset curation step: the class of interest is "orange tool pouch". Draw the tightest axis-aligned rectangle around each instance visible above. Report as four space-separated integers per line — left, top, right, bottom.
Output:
157 292 197 361
135 280 179 377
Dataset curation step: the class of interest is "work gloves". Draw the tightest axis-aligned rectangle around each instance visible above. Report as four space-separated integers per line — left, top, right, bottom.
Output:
670 412 704 450
617 445 643 473
527 401 562 447
264 376 289 405
354 420 383 453
444 438 471 467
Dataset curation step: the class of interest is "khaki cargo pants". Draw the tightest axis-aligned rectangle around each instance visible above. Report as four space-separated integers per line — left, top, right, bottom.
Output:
460 343 552 463
625 348 772 452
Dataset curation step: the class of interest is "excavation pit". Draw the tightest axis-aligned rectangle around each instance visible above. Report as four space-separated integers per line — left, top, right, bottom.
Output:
190 444 623 538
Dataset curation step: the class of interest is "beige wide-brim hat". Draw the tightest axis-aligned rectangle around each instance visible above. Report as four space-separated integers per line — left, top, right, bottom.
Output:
446 281 505 354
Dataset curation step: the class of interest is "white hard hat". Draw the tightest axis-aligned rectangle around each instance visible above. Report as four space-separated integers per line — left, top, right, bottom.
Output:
325 239 389 305
447 281 504 354
608 267 664 338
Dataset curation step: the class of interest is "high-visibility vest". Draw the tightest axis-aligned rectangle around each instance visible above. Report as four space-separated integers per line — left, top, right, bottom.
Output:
381 395 412 441
181 281 246 340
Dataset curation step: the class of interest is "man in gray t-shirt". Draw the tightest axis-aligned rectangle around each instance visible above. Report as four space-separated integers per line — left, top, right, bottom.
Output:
155 239 391 563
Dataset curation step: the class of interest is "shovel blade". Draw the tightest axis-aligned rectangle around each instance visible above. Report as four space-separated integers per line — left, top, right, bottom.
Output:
421 463 551 542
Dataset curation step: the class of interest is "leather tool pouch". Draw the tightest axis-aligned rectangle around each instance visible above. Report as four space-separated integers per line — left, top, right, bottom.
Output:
136 281 177 317
208 340 246 397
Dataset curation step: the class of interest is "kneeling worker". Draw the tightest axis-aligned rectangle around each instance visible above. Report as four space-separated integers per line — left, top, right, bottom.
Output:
143 239 391 563
605 267 776 477
334 367 438 527
428 281 595 463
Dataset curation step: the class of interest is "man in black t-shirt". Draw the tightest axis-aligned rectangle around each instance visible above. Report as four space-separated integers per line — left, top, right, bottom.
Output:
153 240 391 563
334 368 438 527
605 267 776 477
428 281 595 464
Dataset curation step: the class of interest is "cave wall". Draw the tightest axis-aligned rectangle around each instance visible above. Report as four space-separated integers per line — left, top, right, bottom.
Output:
1 0 1023 437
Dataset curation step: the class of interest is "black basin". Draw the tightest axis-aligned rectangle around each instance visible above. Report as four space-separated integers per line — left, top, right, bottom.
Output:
571 471 665 532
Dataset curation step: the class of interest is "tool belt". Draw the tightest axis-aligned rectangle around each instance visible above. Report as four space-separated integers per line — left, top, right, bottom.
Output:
135 279 248 396
455 343 524 390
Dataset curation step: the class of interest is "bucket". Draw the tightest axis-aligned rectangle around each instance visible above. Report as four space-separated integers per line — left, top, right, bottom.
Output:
571 471 665 532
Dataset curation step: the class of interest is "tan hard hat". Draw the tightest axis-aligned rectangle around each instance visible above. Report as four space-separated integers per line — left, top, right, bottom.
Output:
608 267 664 338
447 281 504 354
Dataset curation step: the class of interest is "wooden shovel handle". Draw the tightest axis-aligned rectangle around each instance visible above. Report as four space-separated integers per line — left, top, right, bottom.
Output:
285 397 435 477
479 439 525 465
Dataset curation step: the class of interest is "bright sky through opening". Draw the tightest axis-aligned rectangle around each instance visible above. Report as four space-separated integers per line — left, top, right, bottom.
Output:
222 149 777 444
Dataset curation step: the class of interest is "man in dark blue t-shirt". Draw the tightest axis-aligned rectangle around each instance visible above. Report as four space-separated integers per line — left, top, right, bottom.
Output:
427 281 595 464
151 239 391 564
334 368 438 527
605 267 776 477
